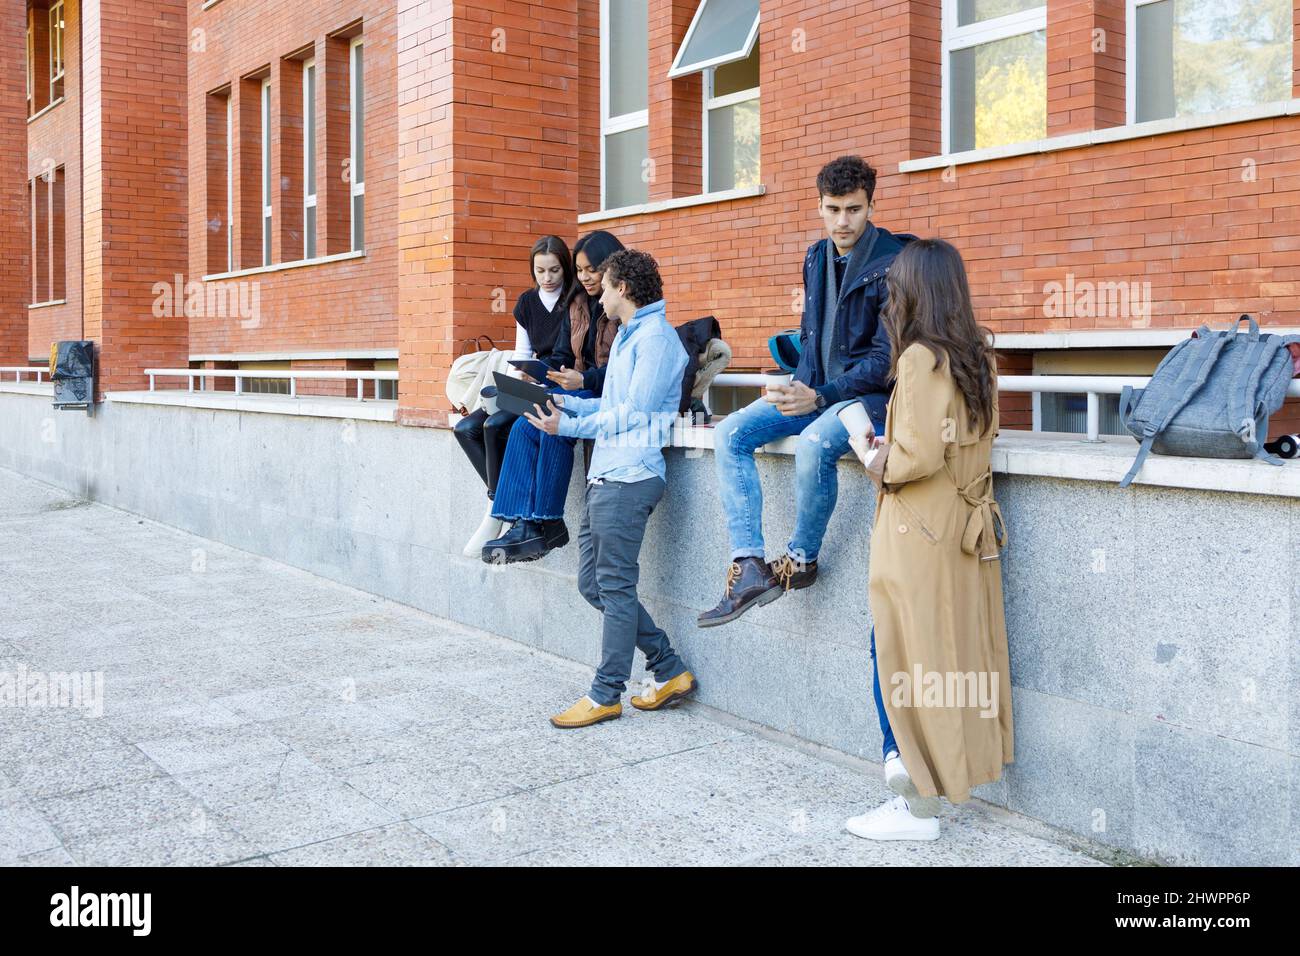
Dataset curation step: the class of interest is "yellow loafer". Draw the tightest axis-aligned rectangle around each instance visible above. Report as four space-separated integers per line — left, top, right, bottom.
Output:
630 671 698 711
549 697 622 729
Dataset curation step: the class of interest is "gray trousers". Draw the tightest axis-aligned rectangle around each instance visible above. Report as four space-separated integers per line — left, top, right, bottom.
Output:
578 475 686 706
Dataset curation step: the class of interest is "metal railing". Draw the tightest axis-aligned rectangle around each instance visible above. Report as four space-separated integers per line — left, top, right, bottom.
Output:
708 372 1300 442
0 366 49 383
143 368 398 401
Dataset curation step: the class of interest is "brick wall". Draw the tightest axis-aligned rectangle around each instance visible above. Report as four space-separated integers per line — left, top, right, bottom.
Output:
186 0 395 357
24 0 82 362
0 8 27 367
395 0 580 426
80 0 190 395
5 0 1299 428
568 0 1300 379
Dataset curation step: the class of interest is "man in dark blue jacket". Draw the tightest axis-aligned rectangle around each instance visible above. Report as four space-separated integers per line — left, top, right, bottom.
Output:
700 155 911 627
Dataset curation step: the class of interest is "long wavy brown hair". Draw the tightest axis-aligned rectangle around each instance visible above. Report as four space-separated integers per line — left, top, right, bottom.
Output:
882 238 997 435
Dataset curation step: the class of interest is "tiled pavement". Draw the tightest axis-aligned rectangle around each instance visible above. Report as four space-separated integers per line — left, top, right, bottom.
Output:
0 467 1107 866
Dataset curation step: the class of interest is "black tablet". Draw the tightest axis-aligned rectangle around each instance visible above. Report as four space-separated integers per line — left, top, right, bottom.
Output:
507 359 556 382
491 372 578 418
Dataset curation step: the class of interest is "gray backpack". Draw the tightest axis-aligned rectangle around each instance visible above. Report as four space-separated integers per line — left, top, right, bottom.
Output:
1118 316 1300 488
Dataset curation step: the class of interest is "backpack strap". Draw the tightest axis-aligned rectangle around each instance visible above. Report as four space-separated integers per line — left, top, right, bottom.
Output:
1228 334 1282 459
1119 331 1233 488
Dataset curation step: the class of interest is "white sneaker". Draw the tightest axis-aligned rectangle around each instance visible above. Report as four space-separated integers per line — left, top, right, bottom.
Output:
845 796 941 841
462 502 505 558
884 751 941 819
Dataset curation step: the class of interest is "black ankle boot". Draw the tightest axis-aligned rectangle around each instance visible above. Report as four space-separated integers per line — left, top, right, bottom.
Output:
481 521 526 562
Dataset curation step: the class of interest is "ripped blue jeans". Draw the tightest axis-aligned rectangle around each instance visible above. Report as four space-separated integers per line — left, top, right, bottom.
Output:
713 395 857 563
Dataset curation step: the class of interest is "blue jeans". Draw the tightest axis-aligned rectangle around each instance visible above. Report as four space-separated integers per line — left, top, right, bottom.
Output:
491 389 588 522
714 395 861 562
870 627 898 761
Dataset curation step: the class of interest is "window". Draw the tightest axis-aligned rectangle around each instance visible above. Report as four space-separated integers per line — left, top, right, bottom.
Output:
670 0 761 194
1129 0 1293 124
349 38 364 252
943 0 1047 153
669 0 759 77
304 58 317 259
31 179 46 305
704 42 760 192
51 167 65 301
1037 392 1125 435
261 78 272 266
29 167 64 304
600 0 649 209
226 97 233 271
244 377 291 395
49 1 64 102
26 21 33 113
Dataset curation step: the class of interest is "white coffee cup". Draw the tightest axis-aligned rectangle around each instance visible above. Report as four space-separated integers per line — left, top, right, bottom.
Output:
764 369 793 399
836 401 873 440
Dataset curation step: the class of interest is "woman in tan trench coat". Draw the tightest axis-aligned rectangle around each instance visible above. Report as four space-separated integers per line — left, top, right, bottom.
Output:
844 238 1013 842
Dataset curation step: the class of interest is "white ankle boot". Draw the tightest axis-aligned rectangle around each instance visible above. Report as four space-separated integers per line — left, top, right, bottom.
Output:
845 796 941 841
463 502 504 558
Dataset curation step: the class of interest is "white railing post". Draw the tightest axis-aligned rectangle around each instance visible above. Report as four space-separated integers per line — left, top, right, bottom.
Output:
149 373 155 391
234 374 243 396
1085 391 1101 442
289 376 296 397
356 377 363 401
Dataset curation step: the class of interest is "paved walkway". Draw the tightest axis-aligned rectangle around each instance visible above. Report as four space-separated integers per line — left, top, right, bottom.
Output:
0 467 1106 866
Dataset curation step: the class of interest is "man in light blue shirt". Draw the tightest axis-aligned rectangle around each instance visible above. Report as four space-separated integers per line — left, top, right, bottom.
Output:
524 250 698 728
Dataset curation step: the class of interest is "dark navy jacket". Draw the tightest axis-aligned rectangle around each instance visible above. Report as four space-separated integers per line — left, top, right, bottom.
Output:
793 224 913 429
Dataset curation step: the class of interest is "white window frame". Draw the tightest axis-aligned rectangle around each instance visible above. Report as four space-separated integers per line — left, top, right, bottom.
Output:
303 57 317 260
49 1 65 100
940 0 1047 155
261 78 272 267
668 0 760 78
349 37 364 253
226 96 233 272
702 66 759 194
599 0 649 211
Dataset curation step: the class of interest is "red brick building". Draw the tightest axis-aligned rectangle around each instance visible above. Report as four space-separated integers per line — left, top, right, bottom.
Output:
2 0 1298 429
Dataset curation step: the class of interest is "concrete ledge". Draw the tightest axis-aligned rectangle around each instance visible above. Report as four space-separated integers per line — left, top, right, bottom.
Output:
991 431 1300 498
107 390 397 422
0 382 53 397
672 422 1300 499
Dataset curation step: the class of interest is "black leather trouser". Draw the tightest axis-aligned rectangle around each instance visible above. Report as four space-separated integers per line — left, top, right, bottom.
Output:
453 408 519 498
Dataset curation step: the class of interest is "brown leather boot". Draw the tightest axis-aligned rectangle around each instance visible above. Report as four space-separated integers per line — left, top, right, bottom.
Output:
697 557 782 628
769 552 819 592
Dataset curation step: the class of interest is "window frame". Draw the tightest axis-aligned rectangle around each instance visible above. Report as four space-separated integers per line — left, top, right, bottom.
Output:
599 0 649 211
349 37 365 253
49 0 65 101
702 63 760 194
260 77 272 267
304 57 317 260
668 0 760 79
940 0 1048 155
26 20 33 110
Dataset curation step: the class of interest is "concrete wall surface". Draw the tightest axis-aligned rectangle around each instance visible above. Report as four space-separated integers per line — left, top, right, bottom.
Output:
1 390 1296 865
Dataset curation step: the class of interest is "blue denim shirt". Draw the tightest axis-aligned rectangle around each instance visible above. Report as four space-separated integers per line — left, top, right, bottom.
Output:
557 299 687 483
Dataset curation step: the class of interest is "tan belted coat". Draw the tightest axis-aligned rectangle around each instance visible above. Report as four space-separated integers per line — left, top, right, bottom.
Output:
867 342 1013 803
